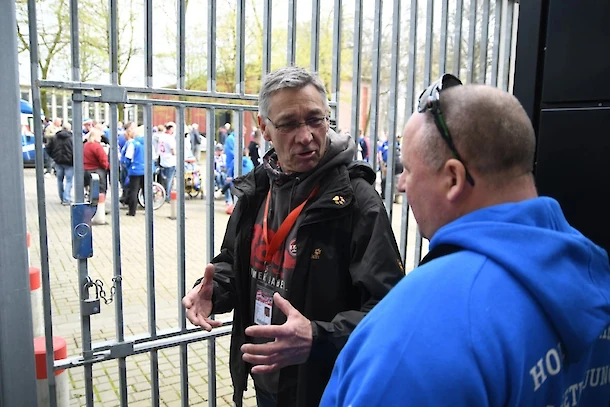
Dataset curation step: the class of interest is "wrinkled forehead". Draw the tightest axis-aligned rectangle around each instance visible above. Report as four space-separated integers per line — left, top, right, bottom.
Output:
268 85 328 120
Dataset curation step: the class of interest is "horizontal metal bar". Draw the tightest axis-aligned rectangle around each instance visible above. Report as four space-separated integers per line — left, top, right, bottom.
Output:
38 80 259 101
55 324 233 370
128 98 259 111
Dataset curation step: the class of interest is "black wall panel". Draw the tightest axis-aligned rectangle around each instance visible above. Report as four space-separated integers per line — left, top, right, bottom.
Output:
514 0 610 256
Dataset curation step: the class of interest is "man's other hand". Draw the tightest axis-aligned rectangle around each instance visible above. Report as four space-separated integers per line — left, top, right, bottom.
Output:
241 293 313 374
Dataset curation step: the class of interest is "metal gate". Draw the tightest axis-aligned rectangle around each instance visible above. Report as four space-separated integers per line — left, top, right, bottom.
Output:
2 0 519 405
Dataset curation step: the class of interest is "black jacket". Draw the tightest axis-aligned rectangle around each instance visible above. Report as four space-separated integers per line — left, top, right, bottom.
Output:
46 129 73 165
207 155 404 406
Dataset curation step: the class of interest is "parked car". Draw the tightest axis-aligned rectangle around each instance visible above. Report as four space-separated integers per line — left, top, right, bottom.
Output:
20 99 42 167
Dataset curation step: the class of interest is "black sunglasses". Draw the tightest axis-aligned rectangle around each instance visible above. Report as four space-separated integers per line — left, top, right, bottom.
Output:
418 73 475 186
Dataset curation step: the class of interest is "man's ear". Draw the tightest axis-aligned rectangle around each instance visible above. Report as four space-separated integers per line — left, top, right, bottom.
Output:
444 158 469 202
258 115 271 142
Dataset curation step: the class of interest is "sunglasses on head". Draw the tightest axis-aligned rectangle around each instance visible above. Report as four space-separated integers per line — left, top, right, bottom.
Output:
417 73 475 186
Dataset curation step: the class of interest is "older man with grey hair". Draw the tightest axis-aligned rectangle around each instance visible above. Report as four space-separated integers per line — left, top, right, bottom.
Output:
182 66 404 407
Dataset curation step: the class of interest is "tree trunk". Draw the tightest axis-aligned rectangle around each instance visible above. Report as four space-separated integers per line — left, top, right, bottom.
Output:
40 89 49 119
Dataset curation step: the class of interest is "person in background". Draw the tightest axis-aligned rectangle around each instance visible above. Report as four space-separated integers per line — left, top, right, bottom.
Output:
182 66 404 407
119 122 137 205
218 123 229 146
224 123 235 179
248 128 264 167
320 75 610 407
158 122 177 202
121 122 144 216
357 130 369 162
82 118 94 141
83 127 110 195
213 143 233 212
44 117 62 139
240 147 254 176
46 123 74 205
190 123 203 161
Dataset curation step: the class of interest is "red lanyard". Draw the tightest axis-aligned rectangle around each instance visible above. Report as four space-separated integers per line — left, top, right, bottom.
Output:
262 185 319 264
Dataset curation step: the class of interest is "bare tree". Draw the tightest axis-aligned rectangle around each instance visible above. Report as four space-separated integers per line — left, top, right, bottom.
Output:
16 0 70 118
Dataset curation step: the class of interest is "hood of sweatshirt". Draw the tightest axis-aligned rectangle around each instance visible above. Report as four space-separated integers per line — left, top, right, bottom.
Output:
431 197 610 362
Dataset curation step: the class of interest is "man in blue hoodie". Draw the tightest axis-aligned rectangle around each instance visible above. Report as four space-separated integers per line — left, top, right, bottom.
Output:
321 74 610 406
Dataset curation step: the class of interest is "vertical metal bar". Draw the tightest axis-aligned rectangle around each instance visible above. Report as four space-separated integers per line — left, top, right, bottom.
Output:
399 195 411 265
479 0 490 83
144 105 160 407
143 0 159 405
26 0 57 404
405 0 417 118
208 0 217 92
350 0 363 149
176 0 189 404
490 0 502 87
108 0 128 405
109 0 118 85
234 111 244 178
369 0 383 173
287 0 297 65
384 0 401 218
177 0 186 91
452 0 463 77
439 0 449 74
330 0 342 129
236 0 246 95
414 230 423 267
310 0 321 73
502 0 515 92
507 2 519 93
262 0 273 76
206 3 218 401
0 1 38 404
69 0 94 405
403 0 418 261
467 0 478 83
423 0 434 87
205 108 217 407
176 106 188 407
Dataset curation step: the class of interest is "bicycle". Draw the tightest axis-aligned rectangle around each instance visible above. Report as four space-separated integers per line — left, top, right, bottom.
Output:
137 166 166 210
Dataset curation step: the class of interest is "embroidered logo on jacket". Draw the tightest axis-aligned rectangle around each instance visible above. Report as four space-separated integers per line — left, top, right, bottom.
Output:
288 239 297 257
311 248 322 259
332 195 346 205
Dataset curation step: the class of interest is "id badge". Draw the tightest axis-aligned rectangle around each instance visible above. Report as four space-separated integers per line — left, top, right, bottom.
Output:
254 284 274 325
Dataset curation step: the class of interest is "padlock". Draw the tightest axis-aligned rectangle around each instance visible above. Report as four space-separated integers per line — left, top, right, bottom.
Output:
82 298 101 316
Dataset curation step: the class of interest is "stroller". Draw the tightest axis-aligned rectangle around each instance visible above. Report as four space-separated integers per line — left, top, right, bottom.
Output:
184 158 203 199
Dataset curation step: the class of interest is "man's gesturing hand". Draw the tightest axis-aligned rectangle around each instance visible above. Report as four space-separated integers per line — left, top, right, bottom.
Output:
182 263 222 331
241 293 313 374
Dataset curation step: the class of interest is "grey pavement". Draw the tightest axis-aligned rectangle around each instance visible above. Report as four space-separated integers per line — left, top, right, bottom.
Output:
24 162 423 407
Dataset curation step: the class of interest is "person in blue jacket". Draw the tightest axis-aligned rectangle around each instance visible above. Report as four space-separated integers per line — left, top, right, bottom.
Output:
321 75 610 407
120 123 145 216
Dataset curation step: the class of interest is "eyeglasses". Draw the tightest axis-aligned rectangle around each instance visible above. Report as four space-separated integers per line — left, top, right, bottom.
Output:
266 116 328 135
418 73 475 186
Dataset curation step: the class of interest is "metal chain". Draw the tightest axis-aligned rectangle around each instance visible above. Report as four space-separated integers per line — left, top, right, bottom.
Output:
91 276 122 305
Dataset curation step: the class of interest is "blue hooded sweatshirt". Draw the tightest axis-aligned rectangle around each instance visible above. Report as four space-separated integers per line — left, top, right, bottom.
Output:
321 197 610 407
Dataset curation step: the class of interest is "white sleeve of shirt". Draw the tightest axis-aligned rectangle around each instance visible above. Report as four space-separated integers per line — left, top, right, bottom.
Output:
125 142 135 160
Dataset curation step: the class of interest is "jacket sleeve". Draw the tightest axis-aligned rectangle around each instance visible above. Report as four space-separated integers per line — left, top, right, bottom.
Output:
310 178 404 354
193 198 241 315
96 144 110 170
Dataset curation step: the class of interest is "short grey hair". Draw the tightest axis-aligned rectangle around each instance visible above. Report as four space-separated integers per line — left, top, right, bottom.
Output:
258 66 329 119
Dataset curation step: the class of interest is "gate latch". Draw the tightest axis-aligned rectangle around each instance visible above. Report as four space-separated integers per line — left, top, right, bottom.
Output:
71 173 100 259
